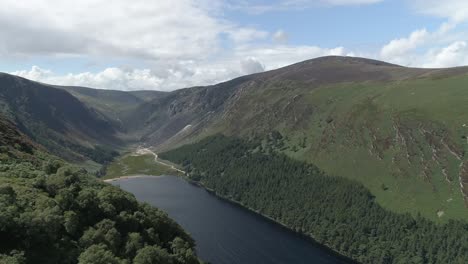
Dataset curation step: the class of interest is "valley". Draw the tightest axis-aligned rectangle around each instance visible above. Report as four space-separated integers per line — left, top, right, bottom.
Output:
102 148 183 180
2 56 468 263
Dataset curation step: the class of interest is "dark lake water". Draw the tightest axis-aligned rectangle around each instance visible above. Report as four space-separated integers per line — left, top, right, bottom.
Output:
112 175 352 264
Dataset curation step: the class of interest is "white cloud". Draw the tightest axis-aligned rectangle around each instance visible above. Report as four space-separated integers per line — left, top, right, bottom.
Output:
11 45 346 91
240 57 265 74
378 20 468 67
380 29 428 61
235 45 346 70
228 28 269 44
8 0 468 92
423 41 468 68
3 0 354 90
227 0 383 14
273 30 289 43
412 0 468 23
0 0 241 60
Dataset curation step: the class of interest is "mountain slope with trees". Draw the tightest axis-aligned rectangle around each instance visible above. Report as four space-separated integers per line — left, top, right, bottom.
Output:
0 114 202 264
134 56 468 221
2 56 468 221
160 135 468 264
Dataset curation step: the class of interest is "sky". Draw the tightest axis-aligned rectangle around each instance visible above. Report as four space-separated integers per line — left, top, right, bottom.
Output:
2 0 468 91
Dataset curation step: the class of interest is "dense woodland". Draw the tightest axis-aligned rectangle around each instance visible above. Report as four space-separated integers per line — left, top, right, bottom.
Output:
161 134 468 264
0 116 202 264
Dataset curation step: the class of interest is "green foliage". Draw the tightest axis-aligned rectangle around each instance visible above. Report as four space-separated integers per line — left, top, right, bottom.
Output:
0 117 202 264
78 244 124 264
133 246 172 264
161 135 468 264
103 154 182 179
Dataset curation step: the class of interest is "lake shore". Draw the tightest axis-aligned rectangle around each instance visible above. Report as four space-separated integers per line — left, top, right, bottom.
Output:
112 174 357 263
103 175 157 182
180 177 357 264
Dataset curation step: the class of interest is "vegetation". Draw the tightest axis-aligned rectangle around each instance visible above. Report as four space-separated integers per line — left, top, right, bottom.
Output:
0 116 202 264
199 73 468 221
0 73 120 164
4 57 468 221
161 135 468 264
103 154 183 180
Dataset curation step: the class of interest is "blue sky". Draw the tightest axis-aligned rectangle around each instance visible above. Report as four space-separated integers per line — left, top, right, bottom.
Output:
1 0 468 90
225 0 438 48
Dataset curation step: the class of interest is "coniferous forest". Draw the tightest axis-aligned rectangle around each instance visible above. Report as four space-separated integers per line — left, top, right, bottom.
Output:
161 135 468 264
0 116 202 264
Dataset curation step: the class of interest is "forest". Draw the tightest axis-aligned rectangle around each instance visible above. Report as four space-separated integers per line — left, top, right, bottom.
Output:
0 116 202 264
160 134 468 264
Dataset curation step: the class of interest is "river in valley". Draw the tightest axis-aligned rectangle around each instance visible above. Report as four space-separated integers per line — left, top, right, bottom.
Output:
111 175 353 264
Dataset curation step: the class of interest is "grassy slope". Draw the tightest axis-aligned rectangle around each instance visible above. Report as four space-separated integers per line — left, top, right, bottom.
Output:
285 76 468 221
104 154 183 180
199 74 468 221
0 74 121 164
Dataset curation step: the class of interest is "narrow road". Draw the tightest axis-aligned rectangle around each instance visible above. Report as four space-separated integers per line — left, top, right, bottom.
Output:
137 148 186 174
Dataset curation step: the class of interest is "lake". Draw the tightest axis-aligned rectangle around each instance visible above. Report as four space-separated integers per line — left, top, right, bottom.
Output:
111 175 353 264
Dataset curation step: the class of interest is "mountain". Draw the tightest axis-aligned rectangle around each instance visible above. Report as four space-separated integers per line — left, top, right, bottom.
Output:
130 56 468 221
160 134 468 264
0 113 202 263
0 73 120 165
2 56 468 221
56 85 167 129
2 55 468 263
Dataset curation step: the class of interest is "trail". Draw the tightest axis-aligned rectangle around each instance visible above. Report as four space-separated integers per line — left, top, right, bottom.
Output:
136 147 186 174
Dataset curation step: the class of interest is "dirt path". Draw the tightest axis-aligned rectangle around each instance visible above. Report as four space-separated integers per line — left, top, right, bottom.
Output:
136 147 186 174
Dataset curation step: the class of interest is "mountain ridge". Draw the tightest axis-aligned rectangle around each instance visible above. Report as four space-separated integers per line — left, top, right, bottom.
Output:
2 55 468 220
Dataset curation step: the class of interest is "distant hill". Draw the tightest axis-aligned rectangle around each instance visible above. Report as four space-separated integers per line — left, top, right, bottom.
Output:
128 56 468 221
2 56 468 221
3 56 468 264
57 86 167 127
0 74 120 165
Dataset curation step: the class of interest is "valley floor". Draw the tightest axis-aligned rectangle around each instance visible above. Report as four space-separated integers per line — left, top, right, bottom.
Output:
102 147 184 180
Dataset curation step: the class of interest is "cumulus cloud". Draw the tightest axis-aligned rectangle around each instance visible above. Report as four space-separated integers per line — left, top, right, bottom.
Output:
235 45 346 70
10 45 347 90
7 0 468 91
412 0 468 23
2 0 354 90
378 19 468 67
380 29 428 61
240 57 265 74
273 30 289 44
12 66 164 91
423 41 468 68
0 0 238 60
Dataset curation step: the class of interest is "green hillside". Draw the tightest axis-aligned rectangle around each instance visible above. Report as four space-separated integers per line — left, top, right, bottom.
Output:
56 86 167 128
160 134 468 264
0 74 121 166
2 55 468 263
133 57 468 221
206 73 468 221
2 56 468 222
0 114 202 264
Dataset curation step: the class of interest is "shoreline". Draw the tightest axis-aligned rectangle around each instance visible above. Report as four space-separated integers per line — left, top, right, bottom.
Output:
110 174 356 263
104 150 355 262
182 176 358 264
102 174 160 182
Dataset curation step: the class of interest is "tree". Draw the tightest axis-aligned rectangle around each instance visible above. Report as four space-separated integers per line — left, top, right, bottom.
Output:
78 244 124 264
133 246 172 264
